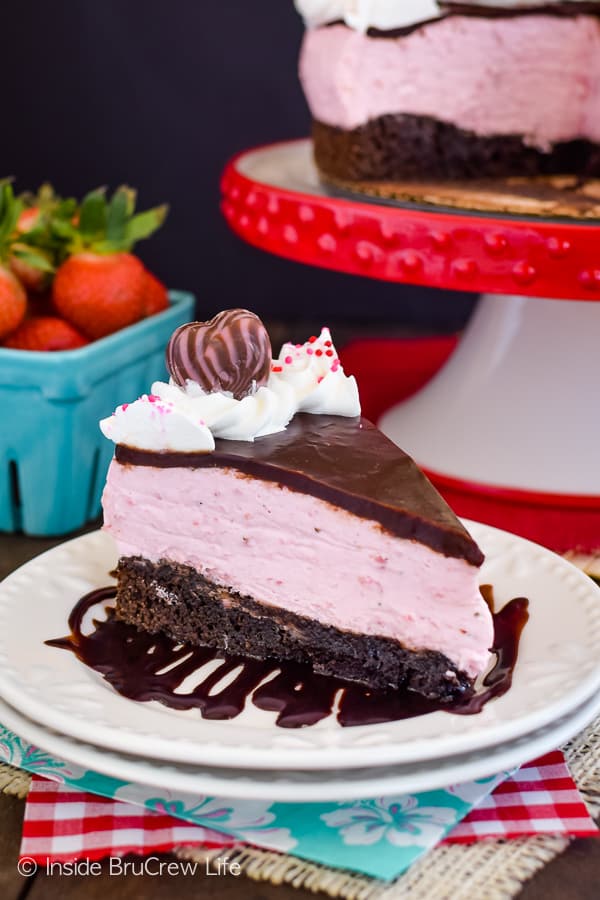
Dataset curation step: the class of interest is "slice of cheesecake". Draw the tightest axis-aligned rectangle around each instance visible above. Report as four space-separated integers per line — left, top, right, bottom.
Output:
102 412 493 702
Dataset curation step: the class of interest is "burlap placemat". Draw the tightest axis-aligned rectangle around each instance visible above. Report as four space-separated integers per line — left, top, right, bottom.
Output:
2 552 599 898
0 763 30 799
176 711 600 900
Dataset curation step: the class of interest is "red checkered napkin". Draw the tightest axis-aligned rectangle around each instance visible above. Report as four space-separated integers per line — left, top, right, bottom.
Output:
20 751 598 864
445 751 599 842
20 781 235 863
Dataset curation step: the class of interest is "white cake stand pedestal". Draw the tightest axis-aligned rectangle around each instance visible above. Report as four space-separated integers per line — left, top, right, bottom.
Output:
381 291 600 495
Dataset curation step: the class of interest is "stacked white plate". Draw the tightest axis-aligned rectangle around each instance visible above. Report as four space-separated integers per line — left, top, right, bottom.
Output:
0 522 599 802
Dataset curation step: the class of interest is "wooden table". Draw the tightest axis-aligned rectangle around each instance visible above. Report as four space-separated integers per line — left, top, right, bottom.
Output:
1 530 599 899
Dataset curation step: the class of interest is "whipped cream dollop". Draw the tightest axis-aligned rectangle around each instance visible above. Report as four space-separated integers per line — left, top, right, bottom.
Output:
100 393 216 452
295 0 598 32
270 327 360 416
100 327 360 452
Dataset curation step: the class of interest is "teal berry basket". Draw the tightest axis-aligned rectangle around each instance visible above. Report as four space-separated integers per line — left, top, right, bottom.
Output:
0 290 195 536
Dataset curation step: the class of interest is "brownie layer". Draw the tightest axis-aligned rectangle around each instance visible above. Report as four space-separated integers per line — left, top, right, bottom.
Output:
115 556 474 701
313 116 600 181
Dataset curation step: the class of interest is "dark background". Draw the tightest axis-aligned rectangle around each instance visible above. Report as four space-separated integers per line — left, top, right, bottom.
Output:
2 0 475 330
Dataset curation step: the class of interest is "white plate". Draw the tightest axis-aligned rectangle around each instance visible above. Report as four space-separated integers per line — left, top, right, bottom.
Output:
1 689 599 802
0 524 599 771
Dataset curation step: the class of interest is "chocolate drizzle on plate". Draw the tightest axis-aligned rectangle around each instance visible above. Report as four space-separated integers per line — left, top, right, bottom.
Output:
46 585 528 728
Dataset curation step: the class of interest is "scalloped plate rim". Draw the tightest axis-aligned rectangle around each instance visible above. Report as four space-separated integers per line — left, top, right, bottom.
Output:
1 690 599 802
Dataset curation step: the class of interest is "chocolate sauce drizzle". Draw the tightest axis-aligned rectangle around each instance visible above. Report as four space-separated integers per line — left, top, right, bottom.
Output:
46 586 528 728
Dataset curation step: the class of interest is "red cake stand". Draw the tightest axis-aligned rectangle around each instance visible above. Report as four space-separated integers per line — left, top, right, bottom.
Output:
221 139 600 553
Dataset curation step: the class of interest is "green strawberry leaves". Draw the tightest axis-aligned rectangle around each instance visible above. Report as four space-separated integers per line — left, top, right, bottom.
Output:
79 189 107 243
105 188 130 245
126 205 168 244
4 182 168 271
0 183 23 261
11 245 55 273
13 189 78 272
74 186 168 254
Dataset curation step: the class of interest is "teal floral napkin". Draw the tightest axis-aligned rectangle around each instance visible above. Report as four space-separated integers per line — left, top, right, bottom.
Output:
0 725 508 880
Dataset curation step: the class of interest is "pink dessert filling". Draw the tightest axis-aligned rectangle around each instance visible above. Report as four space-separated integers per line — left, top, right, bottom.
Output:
299 17 600 148
102 461 494 679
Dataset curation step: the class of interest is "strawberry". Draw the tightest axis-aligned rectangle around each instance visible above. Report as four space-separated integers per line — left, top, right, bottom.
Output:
0 184 27 340
0 268 27 340
10 184 77 292
52 187 167 339
3 316 88 351
143 269 169 316
53 252 148 338
11 205 45 291
17 206 41 232
10 253 47 293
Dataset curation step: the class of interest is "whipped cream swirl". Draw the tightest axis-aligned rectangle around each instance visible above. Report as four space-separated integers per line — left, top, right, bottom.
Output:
270 327 360 416
100 327 360 452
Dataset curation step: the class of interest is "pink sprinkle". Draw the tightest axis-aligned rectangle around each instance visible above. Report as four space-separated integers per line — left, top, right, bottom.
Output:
147 394 160 403
284 355 293 365
306 347 313 355
296 343 302 348
120 403 129 412
317 376 324 384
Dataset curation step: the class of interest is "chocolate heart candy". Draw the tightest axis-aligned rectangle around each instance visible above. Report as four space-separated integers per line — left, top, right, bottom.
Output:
166 309 272 399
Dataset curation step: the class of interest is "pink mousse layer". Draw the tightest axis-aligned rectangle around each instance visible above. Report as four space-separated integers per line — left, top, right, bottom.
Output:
299 17 600 148
102 461 493 679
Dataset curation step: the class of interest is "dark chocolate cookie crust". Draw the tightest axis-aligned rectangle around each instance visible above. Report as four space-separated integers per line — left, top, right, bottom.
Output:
313 116 600 182
115 556 474 702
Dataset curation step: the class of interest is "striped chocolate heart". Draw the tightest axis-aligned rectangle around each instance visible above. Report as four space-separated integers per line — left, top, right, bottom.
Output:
166 309 272 399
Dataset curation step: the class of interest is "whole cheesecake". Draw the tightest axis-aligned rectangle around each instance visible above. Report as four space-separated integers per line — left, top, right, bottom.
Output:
296 0 600 182
100 310 493 702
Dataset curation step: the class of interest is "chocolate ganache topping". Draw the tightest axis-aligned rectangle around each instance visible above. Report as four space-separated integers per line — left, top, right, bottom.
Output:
116 414 484 566
166 309 272 400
